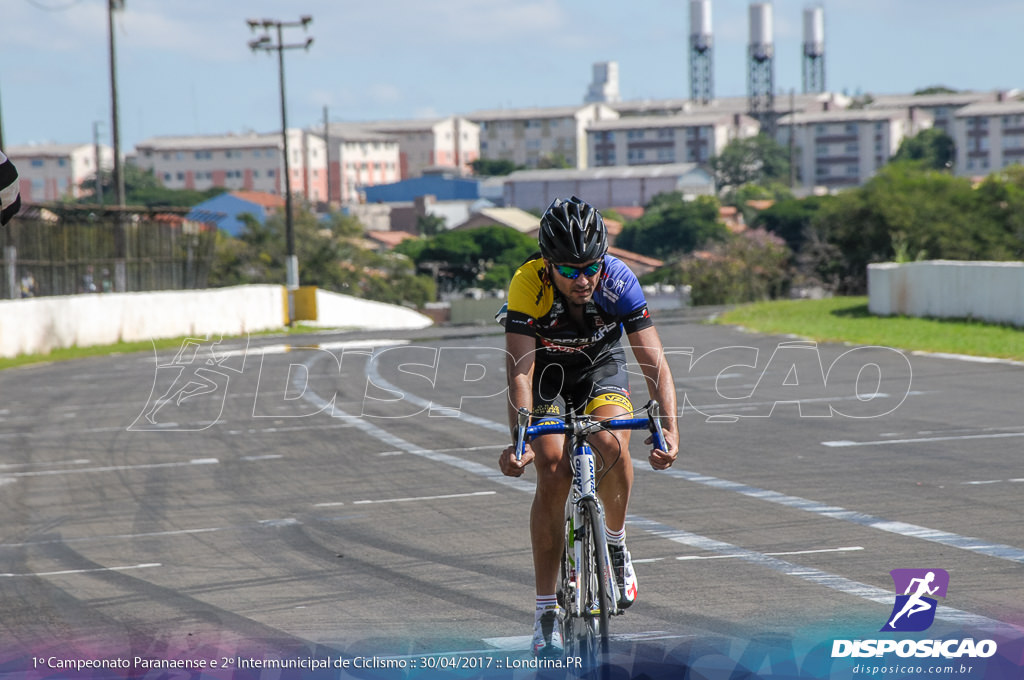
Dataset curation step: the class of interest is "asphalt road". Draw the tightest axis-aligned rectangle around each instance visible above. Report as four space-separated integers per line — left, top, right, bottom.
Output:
1 314 1022 676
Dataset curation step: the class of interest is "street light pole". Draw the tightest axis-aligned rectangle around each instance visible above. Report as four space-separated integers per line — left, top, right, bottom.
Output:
246 16 313 322
108 0 127 292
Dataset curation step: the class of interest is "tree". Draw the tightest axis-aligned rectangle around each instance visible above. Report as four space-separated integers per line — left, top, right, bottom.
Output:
537 152 572 169
709 134 791 191
207 205 436 307
892 128 956 170
395 225 537 293
615 193 726 259
416 214 446 237
804 162 979 293
78 164 227 207
470 158 522 176
646 229 792 305
914 85 958 96
752 194 832 253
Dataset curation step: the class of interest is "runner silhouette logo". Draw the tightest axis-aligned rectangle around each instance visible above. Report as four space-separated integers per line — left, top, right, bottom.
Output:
881 568 949 632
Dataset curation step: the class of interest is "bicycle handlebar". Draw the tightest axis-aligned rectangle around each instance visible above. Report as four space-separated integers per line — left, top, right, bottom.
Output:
514 400 667 461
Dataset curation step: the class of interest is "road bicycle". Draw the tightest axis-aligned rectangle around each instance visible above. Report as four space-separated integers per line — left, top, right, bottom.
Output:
513 400 667 665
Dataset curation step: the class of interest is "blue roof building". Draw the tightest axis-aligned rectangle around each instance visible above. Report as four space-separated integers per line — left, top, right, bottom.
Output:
187 191 284 237
363 172 480 203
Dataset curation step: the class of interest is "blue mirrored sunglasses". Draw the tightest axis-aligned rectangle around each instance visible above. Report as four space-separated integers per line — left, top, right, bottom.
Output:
553 261 602 280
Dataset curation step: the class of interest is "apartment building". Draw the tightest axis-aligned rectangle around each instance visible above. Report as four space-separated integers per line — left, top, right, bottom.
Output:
586 112 761 168
867 91 1001 136
468 103 619 170
7 143 113 202
777 108 932 189
362 117 480 179
952 98 1024 178
323 123 402 204
502 164 715 213
134 130 328 203
608 92 852 119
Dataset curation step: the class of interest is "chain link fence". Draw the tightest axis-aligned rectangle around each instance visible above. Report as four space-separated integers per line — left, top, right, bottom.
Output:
2 204 220 299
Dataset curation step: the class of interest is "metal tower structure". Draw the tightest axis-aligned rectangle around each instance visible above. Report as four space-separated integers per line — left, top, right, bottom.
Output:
747 2 776 135
689 0 713 105
802 5 826 94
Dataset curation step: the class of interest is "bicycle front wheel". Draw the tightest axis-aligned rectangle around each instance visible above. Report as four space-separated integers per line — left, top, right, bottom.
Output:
579 496 612 661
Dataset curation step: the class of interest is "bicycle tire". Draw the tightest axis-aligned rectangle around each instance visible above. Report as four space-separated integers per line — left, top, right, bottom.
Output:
580 496 612 661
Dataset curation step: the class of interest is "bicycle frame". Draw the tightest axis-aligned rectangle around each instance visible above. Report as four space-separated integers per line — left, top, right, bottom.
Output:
514 401 667 660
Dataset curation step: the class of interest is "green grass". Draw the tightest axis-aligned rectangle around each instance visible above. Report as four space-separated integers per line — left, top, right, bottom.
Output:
715 297 1024 361
0 324 327 372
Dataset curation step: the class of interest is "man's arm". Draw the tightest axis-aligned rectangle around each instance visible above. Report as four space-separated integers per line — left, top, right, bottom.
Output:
505 331 536 435
626 324 679 469
499 331 537 476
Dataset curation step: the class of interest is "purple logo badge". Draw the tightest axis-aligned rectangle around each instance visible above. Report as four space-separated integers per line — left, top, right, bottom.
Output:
881 568 949 632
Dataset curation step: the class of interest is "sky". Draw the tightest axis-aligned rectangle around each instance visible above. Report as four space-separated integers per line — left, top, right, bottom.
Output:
2 0 1020 150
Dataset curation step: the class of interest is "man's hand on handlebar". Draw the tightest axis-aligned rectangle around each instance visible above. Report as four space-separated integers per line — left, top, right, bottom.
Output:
499 442 535 477
645 428 679 471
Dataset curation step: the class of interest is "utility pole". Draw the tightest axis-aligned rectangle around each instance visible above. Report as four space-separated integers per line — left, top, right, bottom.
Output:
94 121 105 206
108 0 127 291
246 16 313 323
788 89 796 189
323 105 332 210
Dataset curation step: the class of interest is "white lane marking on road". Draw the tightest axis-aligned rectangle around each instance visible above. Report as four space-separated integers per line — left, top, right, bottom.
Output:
643 462 1024 565
242 454 283 461
676 546 863 561
0 459 92 470
0 528 223 549
0 422 235 438
351 491 497 505
910 350 1024 367
0 458 218 478
824 431 1024 447
306 350 1019 633
377 444 503 457
0 563 161 577
963 478 1024 485
227 424 355 435
314 491 498 508
218 338 409 358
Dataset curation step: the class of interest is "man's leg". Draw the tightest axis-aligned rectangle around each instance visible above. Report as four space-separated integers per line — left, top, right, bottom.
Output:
530 432 570 656
530 433 571 595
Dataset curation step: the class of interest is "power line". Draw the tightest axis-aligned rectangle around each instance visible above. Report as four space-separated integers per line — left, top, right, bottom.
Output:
23 0 84 12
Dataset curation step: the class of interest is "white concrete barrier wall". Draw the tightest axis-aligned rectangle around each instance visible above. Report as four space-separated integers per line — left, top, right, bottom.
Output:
308 288 433 330
868 261 1024 326
0 285 438 359
0 285 286 359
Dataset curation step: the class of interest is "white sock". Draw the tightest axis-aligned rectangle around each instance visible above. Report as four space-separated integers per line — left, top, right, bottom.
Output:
606 526 626 547
535 594 558 619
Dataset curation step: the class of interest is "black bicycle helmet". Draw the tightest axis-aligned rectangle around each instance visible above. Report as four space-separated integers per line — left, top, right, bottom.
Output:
537 196 608 264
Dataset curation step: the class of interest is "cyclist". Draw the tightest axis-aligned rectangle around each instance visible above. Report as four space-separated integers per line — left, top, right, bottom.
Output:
497 196 679 657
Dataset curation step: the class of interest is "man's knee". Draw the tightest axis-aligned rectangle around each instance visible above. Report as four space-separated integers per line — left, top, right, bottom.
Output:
590 428 630 458
533 437 569 478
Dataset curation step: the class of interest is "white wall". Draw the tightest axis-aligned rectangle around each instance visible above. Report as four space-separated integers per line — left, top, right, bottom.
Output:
0 285 434 359
308 289 433 330
868 261 1024 326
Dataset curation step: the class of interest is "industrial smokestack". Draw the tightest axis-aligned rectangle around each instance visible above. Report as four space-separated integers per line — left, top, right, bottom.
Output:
689 0 714 103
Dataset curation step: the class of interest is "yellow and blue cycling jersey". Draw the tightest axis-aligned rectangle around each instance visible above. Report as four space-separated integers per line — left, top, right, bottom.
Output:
504 254 653 370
